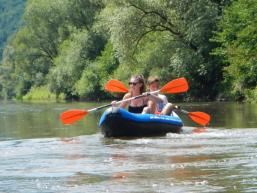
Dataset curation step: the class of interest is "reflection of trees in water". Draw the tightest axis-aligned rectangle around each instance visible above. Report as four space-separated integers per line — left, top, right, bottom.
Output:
167 155 211 180
0 102 102 139
167 168 211 184
66 172 108 186
168 155 212 164
109 154 130 180
63 153 131 187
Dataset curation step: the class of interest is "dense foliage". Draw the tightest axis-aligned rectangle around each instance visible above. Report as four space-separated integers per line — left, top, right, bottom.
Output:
213 0 257 102
0 0 256 102
0 0 26 60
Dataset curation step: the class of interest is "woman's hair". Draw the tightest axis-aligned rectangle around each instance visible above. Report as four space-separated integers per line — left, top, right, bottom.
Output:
130 74 145 93
147 76 160 85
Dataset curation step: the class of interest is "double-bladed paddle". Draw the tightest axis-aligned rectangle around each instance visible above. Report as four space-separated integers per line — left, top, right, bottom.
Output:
105 77 189 94
60 78 189 125
173 106 211 126
105 78 211 126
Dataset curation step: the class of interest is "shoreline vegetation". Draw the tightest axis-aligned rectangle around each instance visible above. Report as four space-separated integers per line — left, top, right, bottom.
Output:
19 88 251 103
22 86 65 102
0 0 256 103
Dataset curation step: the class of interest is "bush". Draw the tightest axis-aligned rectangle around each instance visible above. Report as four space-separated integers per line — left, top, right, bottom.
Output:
23 85 64 101
245 87 257 103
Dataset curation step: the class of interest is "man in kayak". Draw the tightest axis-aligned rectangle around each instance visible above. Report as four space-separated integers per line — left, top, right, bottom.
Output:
143 76 174 115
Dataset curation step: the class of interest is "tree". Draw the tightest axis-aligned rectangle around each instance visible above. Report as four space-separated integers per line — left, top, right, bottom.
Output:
99 0 224 100
0 0 26 60
48 29 92 99
75 41 119 100
2 0 241 102
213 0 257 101
1 0 105 99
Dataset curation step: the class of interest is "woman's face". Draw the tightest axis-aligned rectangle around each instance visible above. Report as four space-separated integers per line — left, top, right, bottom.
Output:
129 78 142 93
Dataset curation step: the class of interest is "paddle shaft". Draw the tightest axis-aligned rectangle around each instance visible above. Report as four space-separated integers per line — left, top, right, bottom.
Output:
104 78 210 126
173 105 210 126
105 77 188 94
87 103 112 112
88 91 159 113
178 108 190 115
61 78 189 125
172 105 186 114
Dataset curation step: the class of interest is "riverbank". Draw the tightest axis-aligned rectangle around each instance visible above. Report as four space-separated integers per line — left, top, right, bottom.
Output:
7 83 257 104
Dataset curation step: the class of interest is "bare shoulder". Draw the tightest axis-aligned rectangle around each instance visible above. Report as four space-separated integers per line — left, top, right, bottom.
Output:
123 93 132 99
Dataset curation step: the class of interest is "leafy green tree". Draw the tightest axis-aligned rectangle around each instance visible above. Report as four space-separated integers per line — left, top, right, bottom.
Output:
0 0 26 60
1 0 104 99
75 41 119 100
213 0 257 101
99 0 225 100
48 29 92 99
1 0 242 102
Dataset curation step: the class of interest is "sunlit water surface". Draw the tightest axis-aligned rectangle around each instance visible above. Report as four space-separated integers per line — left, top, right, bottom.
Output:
0 101 257 192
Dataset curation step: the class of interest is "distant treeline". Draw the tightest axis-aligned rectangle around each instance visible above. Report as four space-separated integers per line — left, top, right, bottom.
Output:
0 0 26 60
0 0 256 102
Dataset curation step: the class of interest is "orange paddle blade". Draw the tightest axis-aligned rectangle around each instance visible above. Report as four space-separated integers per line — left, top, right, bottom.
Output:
105 79 129 93
188 112 211 126
160 77 189 94
60 109 88 124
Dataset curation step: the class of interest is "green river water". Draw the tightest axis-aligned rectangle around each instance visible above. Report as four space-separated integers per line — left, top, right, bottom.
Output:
0 101 257 192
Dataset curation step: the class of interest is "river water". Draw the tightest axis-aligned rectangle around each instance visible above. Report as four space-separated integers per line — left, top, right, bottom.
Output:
0 101 257 192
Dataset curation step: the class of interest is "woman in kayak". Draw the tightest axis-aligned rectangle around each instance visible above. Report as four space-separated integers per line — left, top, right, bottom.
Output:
145 76 174 115
112 75 157 114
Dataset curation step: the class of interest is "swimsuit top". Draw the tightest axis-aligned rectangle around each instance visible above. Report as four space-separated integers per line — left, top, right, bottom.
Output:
128 105 147 114
128 97 148 114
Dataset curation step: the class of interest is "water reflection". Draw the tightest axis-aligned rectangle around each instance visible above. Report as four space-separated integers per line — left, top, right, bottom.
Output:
168 168 211 181
112 172 129 180
192 127 208 134
0 101 257 192
0 101 102 140
66 172 108 186
168 155 212 164
0 129 257 192
59 137 81 144
1 101 257 141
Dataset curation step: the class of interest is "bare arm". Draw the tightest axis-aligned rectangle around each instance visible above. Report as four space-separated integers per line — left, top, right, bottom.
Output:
119 93 131 108
147 93 164 103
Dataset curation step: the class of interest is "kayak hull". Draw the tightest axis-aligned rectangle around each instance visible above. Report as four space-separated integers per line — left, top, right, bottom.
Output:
98 107 183 138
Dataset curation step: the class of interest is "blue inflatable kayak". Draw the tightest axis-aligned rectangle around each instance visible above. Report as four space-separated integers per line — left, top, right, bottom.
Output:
98 107 183 137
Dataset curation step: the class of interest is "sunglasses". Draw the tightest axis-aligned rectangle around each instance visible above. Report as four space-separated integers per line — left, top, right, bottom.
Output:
129 82 139 86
